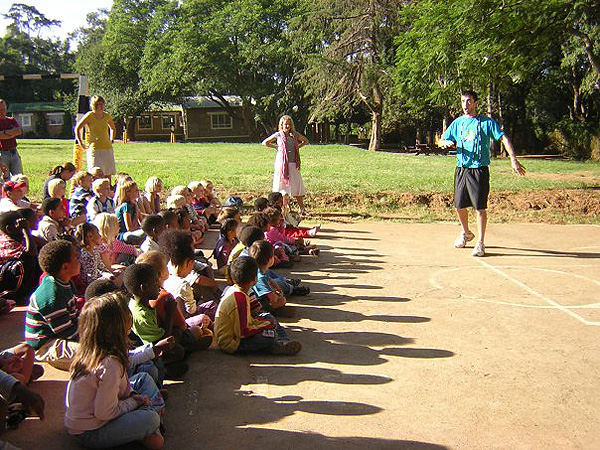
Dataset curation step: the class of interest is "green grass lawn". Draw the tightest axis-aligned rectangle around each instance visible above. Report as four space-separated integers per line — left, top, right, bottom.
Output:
19 139 600 203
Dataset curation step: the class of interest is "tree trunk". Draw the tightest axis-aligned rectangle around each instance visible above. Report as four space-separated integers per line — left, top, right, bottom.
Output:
368 110 381 151
345 120 351 144
241 103 259 141
126 117 136 142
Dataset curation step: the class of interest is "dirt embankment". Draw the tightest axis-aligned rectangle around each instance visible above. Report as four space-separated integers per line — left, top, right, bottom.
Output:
231 189 600 223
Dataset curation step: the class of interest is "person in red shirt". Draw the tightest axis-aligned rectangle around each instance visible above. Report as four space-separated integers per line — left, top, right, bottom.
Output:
0 100 23 177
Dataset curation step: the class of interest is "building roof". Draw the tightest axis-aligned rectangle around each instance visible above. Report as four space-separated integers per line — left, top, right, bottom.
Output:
7 102 67 113
182 95 242 109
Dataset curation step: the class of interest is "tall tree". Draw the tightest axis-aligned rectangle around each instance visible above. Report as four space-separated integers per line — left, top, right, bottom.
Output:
141 0 306 139
74 0 167 138
295 0 401 151
0 3 74 102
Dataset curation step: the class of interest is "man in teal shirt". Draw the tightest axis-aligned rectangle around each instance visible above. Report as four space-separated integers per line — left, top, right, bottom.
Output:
440 90 525 257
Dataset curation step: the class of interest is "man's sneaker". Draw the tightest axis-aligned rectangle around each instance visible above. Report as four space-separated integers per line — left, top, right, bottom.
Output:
472 241 485 257
454 230 475 248
271 340 302 356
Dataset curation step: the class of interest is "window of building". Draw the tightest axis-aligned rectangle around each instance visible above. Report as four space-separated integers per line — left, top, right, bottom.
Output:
46 112 64 126
161 115 176 130
19 114 32 128
138 115 152 129
209 113 232 130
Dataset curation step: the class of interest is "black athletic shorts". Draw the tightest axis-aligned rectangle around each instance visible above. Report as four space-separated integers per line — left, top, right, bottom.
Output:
454 166 490 210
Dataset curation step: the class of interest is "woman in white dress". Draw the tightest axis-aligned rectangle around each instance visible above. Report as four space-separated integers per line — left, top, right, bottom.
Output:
262 115 309 213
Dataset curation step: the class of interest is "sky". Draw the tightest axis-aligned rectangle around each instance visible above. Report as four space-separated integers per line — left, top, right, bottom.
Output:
0 0 113 41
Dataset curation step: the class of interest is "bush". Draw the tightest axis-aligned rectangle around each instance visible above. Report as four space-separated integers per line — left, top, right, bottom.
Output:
549 119 597 160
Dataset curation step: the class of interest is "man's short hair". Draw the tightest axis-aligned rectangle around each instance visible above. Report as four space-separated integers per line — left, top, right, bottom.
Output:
42 197 62 216
248 240 274 267
239 226 264 247
229 256 258 287
141 214 165 234
160 230 194 266
38 240 75 276
84 278 118 302
461 90 478 102
123 263 156 297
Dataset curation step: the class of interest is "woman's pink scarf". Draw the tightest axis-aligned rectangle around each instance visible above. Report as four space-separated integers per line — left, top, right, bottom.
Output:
279 131 301 183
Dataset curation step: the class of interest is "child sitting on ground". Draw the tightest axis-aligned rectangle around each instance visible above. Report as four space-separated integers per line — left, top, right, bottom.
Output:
0 180 28 213
25 239 80 370
20 207 46 252
140 177 163 216
213 218 239 273
175 206 205 248
115 180 145 245
0 211 40 306
228 225 264 266
172 185 208 232
140 215 165 254
249 240 309 302
89 166 105 181
47 178 71 224
136 251 212 349
69 171 94 224
248 240 287 314
43 162 76 200
76 222 112 289
214 256 301 355
159 209 178 231
10 175 35 208
35 198 67 242
84 279 182 386
161 230 218 324
93 212 138 268
189 181 219 225
64 292 165 449
268 191 320 238
123 264 189 369
253 197 268 212
265 207 319 256
0 343 44 384
86 178 115 222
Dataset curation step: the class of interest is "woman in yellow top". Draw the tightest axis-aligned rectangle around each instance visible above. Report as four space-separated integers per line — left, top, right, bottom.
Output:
75 95 117 182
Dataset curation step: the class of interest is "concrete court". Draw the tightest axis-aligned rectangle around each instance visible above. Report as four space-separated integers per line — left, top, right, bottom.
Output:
2 221 600 450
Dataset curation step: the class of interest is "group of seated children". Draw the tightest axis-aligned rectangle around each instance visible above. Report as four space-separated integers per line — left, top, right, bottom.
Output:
0 164 321 449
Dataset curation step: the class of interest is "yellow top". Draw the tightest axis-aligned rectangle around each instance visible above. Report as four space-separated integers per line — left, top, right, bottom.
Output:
83 111 113 150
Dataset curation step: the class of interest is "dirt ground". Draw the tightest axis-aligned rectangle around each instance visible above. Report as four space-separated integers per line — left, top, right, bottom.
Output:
2 220 600 450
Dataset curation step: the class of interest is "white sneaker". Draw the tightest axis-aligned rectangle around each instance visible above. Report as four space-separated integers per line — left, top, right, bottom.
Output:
472 241 485 257
454 230 475 248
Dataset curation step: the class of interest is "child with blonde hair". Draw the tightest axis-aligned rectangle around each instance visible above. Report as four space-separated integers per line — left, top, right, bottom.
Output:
69 171 94 222
115 180 145 244
189 181 219 225
89 166 105 180
93 212 139 268
65 292 165 449
48 177 69 221
87 178 115 222
140 177 163 216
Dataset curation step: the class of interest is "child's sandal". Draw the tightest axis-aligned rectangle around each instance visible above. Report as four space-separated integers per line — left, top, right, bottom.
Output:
309 248 320 256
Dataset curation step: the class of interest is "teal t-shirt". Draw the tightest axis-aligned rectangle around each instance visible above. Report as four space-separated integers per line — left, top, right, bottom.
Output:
442 114 504 168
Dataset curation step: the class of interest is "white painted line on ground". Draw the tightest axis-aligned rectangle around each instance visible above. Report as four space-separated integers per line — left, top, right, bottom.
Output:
473 258 599 326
